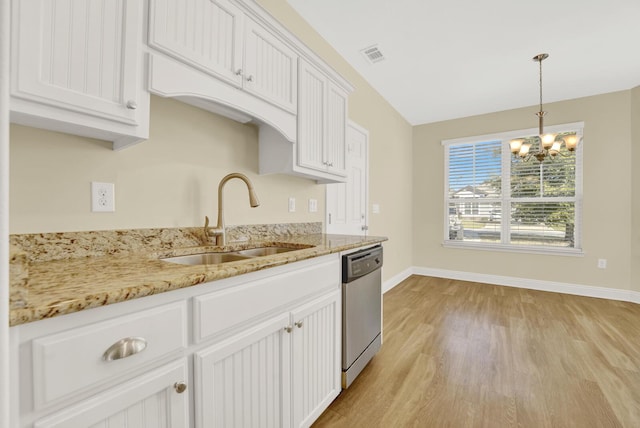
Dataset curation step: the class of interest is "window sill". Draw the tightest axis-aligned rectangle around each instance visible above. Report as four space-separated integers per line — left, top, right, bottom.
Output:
442 240 584 257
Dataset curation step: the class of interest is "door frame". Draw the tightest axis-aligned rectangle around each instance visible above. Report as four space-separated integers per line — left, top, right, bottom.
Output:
1 0 11 424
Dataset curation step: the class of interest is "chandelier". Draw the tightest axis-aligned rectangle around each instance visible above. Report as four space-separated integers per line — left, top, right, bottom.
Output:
509 53 580 162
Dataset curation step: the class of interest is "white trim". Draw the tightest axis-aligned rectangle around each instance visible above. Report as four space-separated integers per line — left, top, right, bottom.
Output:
411 267 640 304
442 241 584 256
382 267 413 294
0 0 10 424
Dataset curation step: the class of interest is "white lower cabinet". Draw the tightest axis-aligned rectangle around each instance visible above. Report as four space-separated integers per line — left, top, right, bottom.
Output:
34 359 189 428
195 289 341 428
291 291 341 428
195 312 292 427
12 254 343 428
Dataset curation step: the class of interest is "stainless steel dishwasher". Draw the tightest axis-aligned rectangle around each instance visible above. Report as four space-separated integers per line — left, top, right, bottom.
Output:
342 245 383 388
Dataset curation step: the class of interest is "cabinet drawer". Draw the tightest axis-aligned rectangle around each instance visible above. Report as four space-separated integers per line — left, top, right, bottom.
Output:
32 301 188 407
194 255 339 343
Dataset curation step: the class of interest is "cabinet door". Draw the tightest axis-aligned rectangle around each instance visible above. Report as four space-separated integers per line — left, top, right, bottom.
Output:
325 82 348 177
195 313 292 428
148 0 244 87
291 290 342 428
243 18 298 113
12 0 141 125
34 359 189 428
297 59 327 173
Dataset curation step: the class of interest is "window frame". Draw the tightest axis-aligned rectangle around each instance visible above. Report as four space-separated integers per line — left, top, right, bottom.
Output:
442 121 584 256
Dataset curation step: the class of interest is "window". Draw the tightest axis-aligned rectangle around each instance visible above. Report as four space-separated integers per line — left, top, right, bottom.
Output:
443 122 583 254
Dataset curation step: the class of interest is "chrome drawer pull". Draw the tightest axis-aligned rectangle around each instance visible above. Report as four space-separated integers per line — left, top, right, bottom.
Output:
102 337 147 361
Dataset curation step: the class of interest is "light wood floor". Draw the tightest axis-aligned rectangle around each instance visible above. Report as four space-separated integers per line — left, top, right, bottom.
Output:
313 276 640 427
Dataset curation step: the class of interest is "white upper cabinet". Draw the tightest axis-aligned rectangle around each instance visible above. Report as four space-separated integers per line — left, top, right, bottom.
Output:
9 0 352 162
259 59 349 183
243 18 298 113
325 81 348 175
10 0 149 150
298 60 347 176
297 60 327 172
149 0 297 115
148 0 245 88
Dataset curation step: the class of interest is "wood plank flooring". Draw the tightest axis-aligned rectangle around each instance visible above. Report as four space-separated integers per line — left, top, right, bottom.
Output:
313 276 640 427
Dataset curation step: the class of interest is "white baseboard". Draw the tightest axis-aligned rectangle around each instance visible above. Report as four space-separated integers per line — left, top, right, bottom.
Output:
382 267 413 294
411 266 640 304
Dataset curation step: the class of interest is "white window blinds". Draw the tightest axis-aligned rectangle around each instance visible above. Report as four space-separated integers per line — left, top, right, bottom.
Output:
444 124 583 253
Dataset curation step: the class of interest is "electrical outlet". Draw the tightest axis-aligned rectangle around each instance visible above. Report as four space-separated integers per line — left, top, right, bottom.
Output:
288 197 296 213
91 182 115 212
372 204 380 214
309 198 318 213
597 259 607 269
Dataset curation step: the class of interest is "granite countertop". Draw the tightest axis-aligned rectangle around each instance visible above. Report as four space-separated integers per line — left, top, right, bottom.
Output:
10 232 386 327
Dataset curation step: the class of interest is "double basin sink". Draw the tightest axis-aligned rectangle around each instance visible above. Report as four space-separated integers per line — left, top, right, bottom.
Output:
161 246 302 266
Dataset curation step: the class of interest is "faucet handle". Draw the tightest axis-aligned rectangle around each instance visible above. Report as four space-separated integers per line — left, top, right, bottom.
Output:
204 216 212 238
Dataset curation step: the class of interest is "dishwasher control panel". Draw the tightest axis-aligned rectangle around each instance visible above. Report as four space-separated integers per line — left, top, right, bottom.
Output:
342 245 383 283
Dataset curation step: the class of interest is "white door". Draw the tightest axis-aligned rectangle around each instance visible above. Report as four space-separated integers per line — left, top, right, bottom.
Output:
194 313 292 428
291 290 341 428
326 121 369 235
34 360 189 428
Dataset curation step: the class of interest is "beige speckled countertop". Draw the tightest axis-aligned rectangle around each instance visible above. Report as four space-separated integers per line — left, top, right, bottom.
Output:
10 233 386 326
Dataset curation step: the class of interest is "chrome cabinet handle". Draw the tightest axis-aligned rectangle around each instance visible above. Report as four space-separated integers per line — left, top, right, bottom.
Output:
295 321 303 329
102 337 147 361
126 100 137 110
246 75 253 82
235 69 243 76
174 381 187 394
284 325 293 333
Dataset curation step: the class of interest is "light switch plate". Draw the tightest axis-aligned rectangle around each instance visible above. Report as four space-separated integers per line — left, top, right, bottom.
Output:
309 198 318 212
288 197 296 212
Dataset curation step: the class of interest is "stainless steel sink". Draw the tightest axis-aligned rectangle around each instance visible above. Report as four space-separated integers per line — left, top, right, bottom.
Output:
160 246 301 266
161 252 253 266
235 247 299 257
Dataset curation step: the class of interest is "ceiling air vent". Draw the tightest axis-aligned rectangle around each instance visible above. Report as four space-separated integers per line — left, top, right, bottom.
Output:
360 45 385 64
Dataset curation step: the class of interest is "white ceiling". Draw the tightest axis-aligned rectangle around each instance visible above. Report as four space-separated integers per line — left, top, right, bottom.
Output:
287 0 640 125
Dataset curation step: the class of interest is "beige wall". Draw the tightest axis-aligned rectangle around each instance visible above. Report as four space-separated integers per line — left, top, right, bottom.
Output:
10 96 325 233
413 90 634 290
631 85 640 292
9 0 415 282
